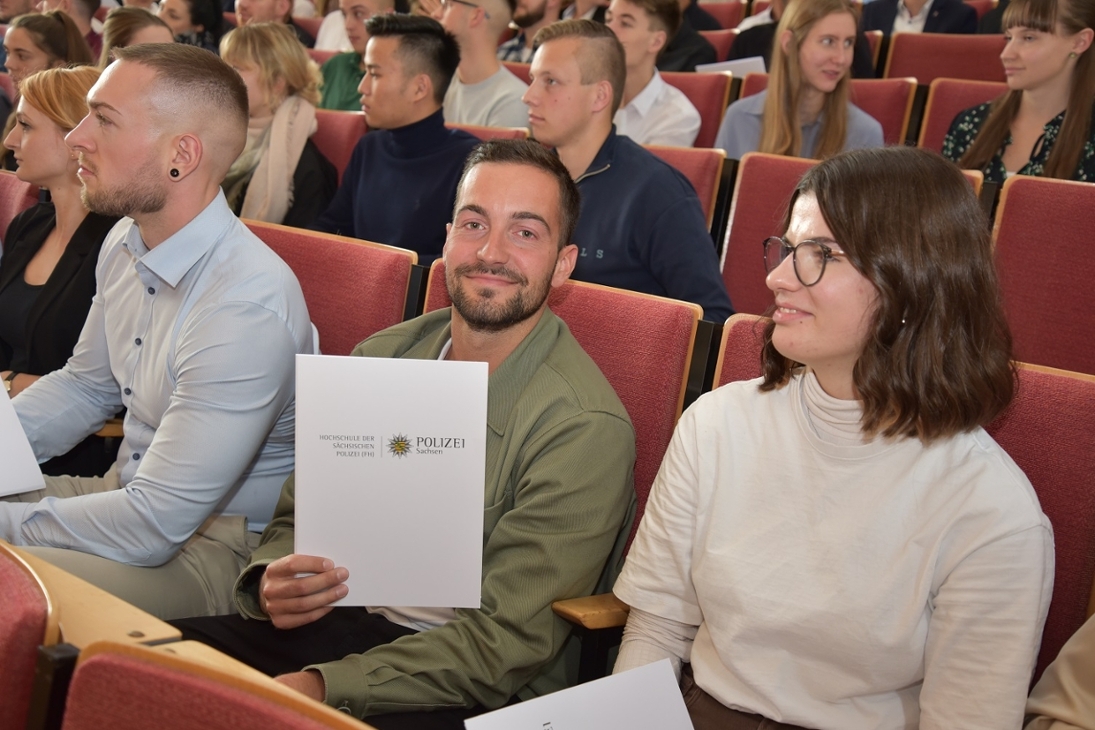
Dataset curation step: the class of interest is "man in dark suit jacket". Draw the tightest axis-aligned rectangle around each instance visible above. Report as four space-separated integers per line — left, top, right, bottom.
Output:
861 0 977 37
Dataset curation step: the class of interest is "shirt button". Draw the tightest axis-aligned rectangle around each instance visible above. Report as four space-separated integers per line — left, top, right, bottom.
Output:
135 338 142 346
132 453 140 460
147 287 155 295
124 388 132 395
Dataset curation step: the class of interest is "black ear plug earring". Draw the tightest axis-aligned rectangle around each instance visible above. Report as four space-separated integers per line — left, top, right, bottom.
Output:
170 169 180 178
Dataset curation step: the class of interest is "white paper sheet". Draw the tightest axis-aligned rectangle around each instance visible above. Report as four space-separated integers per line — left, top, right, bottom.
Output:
696 56 767 77
0 390 45 497
294 354 487 608
465 660 694 730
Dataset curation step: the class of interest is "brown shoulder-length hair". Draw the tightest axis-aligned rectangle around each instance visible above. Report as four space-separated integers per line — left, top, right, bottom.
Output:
959 0 1095 179
760 147 1016 443
760 0 858 159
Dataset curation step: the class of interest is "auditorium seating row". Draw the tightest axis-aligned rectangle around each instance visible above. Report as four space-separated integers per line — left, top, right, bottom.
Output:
292 67 1004 186
699 0 997 29
0 136 1090 377
4 285 1093 727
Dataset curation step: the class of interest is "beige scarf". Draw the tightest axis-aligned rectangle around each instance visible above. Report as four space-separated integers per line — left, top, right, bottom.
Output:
228 95 317 224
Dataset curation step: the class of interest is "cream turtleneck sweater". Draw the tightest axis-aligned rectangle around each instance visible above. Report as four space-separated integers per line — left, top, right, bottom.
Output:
613 371 1052 730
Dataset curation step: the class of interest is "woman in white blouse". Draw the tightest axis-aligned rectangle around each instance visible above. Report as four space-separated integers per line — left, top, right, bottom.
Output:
612 146 1053 730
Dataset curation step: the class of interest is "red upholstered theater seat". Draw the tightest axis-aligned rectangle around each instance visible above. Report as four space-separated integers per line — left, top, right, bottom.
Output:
992 175 1095 375
644 144 725 231
721 152 815 315
424 261 700 548
307 48 338 66
0 170 39 251
964 0 997 20
699 28 738 61
61 641 372 730
884 32 1007 83
917 77 1008 153
714 312 766 387
313 109 368 185
502 61 531 85
698 0 745 28
0 541 58 730
985 364 1095 682
661 71 732 148
849 77 917 145
246 221 416 356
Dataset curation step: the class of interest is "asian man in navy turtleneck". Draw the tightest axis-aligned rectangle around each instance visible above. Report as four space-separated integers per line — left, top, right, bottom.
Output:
311 14 478 266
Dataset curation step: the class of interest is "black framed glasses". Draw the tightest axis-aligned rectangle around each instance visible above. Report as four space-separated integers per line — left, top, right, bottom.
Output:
440 0 489 17
763 236 841 287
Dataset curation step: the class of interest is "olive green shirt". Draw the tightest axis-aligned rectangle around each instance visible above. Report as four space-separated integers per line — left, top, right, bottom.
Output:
234 308 636 718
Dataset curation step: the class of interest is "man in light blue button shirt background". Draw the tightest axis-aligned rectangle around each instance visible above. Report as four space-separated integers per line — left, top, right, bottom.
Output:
1 43 313 620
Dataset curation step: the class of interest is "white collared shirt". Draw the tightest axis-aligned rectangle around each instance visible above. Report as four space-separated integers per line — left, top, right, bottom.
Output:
892 0 934 34
613 70 701 148
736 7 773 32
5 192 313 565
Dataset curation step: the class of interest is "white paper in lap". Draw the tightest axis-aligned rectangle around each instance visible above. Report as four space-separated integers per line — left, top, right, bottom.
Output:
0 391 45 497
294 354 487 608
465 660 694 730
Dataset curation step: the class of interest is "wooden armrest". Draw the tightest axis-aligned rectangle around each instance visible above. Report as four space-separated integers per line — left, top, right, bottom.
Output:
94 418 124 438
552 593 630 630
148 641 278 682
13 545 181 648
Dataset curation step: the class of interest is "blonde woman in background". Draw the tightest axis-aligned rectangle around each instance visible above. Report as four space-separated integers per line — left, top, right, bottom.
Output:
219 22 337 227
714 0 882 160
0 67 120 476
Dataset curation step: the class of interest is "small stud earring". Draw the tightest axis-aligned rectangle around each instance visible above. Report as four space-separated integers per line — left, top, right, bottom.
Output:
1070 51 1078 58
170 168 180 178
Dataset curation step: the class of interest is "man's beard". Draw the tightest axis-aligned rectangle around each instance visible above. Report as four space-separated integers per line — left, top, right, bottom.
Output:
81 176 168 218
513 1 547 28
447 261 552 333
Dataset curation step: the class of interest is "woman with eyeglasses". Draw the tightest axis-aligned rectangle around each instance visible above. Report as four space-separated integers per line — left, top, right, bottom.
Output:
943 0 1095 184
612 146 1052 730
714 0 882 161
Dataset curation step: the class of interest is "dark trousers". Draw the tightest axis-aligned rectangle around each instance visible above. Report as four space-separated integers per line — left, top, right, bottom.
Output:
681 665 812 730
172 609 496 730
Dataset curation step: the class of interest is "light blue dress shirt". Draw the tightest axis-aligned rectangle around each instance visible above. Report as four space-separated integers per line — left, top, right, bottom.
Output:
714 89 885 161
3 191 313 566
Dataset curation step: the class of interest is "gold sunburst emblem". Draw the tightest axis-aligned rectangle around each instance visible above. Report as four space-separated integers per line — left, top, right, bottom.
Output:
387 434 411 458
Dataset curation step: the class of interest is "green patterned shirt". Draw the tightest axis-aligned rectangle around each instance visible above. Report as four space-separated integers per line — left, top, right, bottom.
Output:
941 101 1095 185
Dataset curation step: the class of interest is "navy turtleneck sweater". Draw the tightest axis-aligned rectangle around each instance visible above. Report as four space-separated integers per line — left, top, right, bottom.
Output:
312 109 479 265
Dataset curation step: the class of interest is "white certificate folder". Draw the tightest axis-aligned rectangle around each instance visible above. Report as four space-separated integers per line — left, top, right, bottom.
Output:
294 354 488 608
465 660 694 730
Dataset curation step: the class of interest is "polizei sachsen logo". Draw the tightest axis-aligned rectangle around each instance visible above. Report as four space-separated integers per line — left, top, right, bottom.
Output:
386 434 467 457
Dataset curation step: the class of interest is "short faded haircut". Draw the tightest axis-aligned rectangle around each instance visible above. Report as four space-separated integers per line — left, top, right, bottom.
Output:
533 19 626 114
365 14 460 104
455 139 581 250
112 43 249 163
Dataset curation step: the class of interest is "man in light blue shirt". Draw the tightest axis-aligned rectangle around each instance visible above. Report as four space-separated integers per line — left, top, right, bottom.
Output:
1 43 313 620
